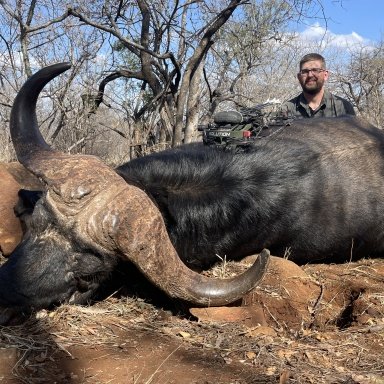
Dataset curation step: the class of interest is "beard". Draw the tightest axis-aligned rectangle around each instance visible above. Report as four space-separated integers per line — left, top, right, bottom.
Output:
301 78 324 95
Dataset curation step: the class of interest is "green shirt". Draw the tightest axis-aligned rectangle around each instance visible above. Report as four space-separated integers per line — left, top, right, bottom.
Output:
283 90 356 118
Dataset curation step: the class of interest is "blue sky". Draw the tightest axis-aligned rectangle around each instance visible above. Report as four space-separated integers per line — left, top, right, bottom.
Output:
297 0 383 43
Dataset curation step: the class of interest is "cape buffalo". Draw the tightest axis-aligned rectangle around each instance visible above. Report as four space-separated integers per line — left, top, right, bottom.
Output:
1 63 384 324
0 63 269 323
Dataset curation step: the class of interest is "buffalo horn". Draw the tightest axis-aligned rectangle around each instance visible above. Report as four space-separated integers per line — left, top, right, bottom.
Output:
9 63 270 306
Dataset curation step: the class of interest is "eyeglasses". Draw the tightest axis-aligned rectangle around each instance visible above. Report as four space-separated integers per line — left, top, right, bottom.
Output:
298 68 326 76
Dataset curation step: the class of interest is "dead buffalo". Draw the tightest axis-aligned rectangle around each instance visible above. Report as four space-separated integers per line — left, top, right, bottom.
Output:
1 63 384 323
0 63 269 323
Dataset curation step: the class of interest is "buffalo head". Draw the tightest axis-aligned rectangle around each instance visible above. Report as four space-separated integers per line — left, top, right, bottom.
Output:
0 63 269 323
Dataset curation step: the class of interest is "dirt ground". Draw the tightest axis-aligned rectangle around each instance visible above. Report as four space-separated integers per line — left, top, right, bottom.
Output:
0 255 383 384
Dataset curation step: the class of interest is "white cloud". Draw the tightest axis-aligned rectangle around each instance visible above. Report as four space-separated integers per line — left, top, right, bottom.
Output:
299 23 370 48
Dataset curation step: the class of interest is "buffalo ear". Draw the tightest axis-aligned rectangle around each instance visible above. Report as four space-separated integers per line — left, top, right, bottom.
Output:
15 189 43 216
14 189 44 232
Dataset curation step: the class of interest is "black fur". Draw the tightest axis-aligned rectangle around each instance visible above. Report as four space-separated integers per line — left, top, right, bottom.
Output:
116 116 384 267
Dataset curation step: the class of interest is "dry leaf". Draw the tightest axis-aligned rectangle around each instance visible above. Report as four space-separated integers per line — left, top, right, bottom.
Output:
246 326 277 337
178 331 191 338
266 366 277 376
276 349 296 360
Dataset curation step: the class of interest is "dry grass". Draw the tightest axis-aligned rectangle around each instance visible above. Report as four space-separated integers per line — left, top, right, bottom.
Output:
1 254 383 383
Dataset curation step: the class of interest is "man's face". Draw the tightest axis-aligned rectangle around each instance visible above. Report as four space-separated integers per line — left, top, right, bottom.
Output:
297 59 329 95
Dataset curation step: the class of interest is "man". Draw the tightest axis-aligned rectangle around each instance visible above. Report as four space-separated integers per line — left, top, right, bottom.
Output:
283 53 355 118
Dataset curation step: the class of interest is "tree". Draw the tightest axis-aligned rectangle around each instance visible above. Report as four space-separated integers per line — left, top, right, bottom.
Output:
199 0 302 125
66 0 251 146
0 0 106 160
0 0 341 162
333 40 384 126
